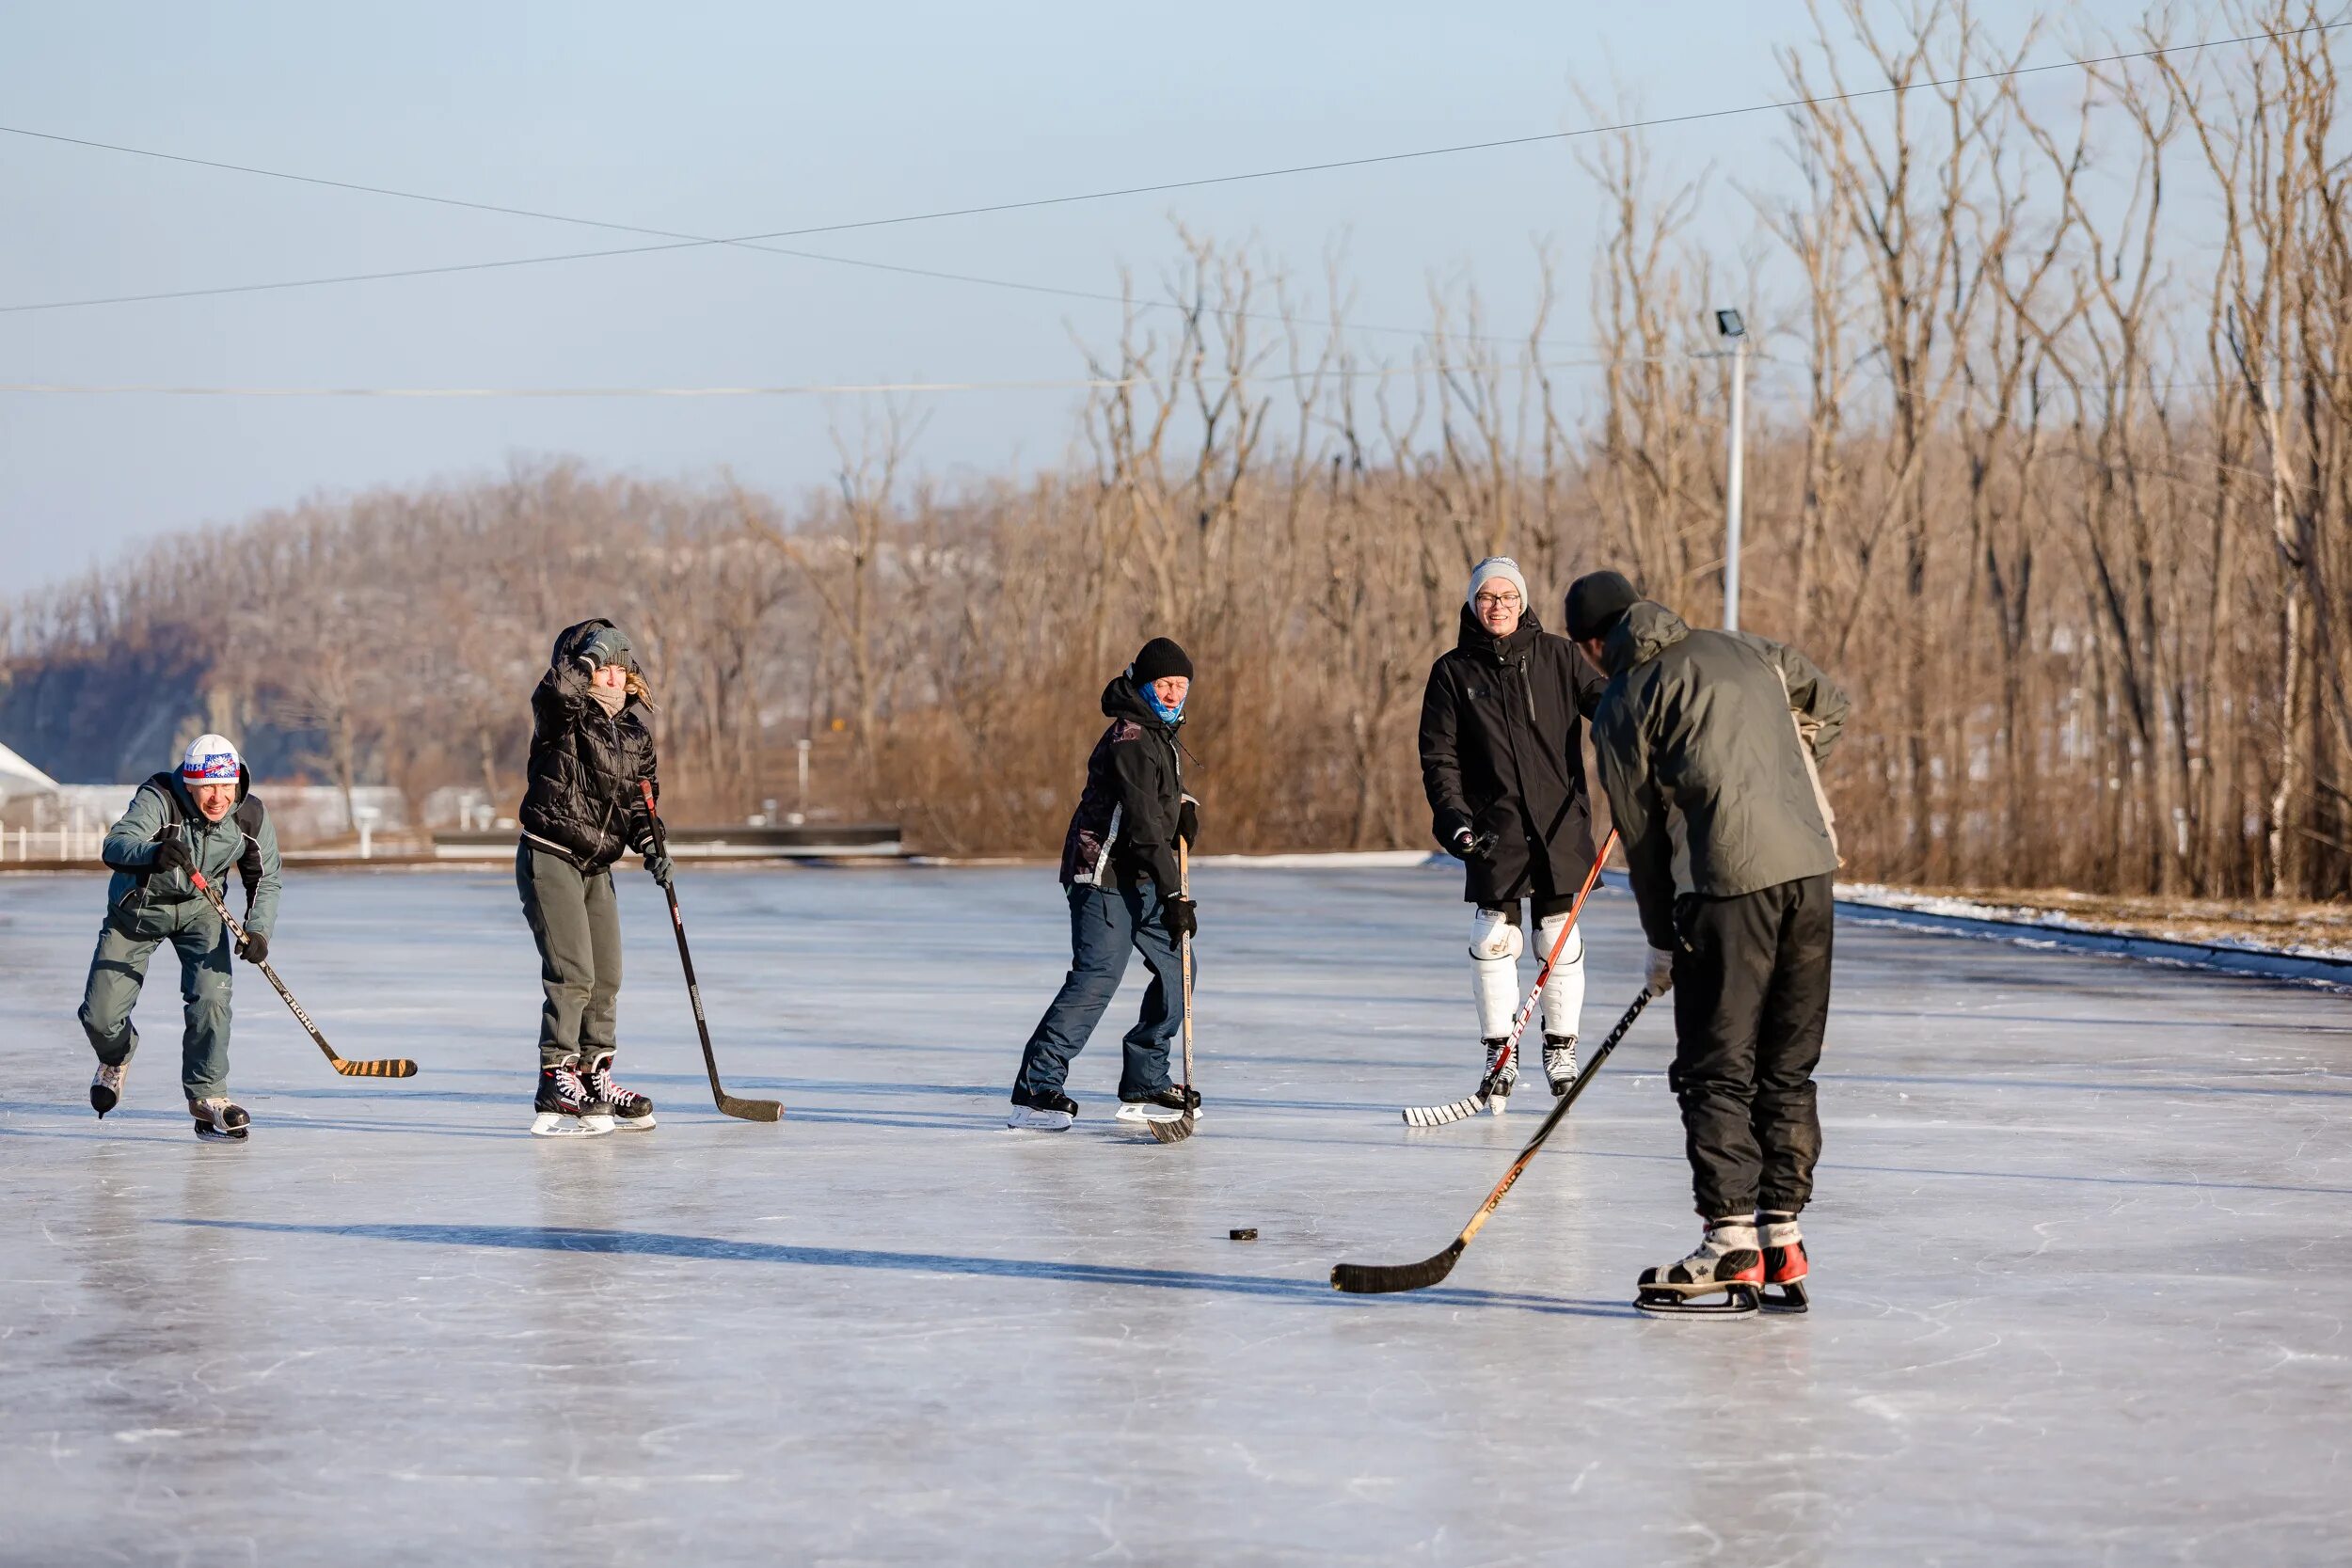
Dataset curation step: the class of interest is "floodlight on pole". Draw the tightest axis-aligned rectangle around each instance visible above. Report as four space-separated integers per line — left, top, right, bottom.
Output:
1716 308 1749 632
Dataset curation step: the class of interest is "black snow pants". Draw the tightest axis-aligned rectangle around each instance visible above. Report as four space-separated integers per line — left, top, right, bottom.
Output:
1667 872 1834 1218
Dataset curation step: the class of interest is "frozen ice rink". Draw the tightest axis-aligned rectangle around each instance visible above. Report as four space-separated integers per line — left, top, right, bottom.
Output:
3 862 2348 1565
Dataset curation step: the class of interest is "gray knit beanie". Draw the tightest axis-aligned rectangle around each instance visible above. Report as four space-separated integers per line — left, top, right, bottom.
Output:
1466 556 1530 609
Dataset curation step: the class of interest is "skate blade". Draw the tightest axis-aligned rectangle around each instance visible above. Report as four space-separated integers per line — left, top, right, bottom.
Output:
530 1112 614 1137
1005 1109 1075 1132
1635 1285 1762 1316
1114 1102 1192 1124
611 1113 658 1132
1759 1281 1809 1314
193 1122 249 1142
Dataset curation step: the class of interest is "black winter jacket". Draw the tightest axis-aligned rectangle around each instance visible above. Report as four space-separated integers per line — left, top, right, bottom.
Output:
1419 604 1609 906
519 618 660 871
1057 675 1184 894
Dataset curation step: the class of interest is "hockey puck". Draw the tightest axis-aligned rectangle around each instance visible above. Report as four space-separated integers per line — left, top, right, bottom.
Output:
1229 1227 1258 1242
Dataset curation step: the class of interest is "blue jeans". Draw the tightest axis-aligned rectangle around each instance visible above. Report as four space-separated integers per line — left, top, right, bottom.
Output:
1013 879 1186 1100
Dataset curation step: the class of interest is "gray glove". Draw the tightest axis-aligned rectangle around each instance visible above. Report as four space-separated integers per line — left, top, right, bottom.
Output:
644 847 674 886
1645 945 1676 997
579 626 634 672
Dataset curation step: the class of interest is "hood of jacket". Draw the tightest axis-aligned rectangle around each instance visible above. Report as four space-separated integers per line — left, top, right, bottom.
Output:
1602 600 1691 676
1101 673 1177 731
1454 602 1548 663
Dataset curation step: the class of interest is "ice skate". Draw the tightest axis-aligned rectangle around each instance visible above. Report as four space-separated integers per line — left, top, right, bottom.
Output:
1635 1219 1763 1316
90 1060 128 1118
531 1063 615 1137
1758 1211 1809 1313
1541 1034 1579 1096
189 1097 250 1142
1480 1037 1518 1112
583 1054 656 1131
1007 1085 1077 1132
1115 1085 1201 1125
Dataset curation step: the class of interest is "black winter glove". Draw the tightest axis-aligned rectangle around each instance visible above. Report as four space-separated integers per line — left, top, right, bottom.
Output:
151 837 193 877
1163 895 1199 941
644 848 675 886
1178 797 1200 848
236 929 269 966
1445 826 1499 862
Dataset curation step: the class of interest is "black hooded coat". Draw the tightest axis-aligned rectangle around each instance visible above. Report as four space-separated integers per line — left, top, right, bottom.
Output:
518 617 661 870
1057 674 1184 894
1418 603 1608 906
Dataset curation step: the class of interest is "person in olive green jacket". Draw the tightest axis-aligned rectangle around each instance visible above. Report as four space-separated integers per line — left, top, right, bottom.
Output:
79 733 282 1141
1567 571 1850 1315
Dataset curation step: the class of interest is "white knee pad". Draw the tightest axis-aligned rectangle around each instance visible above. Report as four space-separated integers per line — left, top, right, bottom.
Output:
1534 914 1586 1037
1469 909 1525 963
1469 909 1525 1037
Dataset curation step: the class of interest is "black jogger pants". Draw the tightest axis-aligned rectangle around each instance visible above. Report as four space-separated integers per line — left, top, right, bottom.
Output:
1668 872 1834 1218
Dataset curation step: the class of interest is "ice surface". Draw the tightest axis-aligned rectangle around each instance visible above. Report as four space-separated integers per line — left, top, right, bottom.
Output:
3 862 2349 1565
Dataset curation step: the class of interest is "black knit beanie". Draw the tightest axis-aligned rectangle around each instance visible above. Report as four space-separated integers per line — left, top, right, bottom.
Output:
1130 637 1194 686
1564 571 1641 642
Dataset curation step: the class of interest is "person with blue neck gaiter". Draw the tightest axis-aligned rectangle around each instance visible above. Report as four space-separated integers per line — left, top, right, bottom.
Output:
1008 637 1202 1131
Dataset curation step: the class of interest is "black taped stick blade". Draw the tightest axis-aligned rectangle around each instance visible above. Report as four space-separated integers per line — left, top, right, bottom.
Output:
1330 1240 1468 1295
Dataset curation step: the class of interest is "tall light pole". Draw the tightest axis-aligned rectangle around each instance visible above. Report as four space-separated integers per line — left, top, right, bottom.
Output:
1715 308 1749 632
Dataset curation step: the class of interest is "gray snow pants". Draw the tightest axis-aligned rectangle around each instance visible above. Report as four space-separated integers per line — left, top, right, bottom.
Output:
516 843 622 1069
78 899 236 1101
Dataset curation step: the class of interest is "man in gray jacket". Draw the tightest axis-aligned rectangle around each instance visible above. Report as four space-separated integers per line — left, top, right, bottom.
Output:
79 733 282 1141
1566 571 1850 1315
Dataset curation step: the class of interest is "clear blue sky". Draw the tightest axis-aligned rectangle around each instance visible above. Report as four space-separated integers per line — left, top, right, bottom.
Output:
2 0 2071 592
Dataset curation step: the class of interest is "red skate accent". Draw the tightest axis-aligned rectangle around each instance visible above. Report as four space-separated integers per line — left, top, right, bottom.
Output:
1764 1241 1808 1284
1720 1246 1765 1284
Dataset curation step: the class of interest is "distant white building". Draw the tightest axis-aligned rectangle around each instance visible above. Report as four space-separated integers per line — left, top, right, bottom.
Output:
0 740 60 807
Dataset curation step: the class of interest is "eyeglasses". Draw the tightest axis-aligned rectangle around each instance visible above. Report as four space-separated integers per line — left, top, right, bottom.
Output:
1473 591 1523 609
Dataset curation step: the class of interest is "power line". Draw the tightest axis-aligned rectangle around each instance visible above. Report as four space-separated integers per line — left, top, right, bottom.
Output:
1 18 2337 321
0 356 1636 398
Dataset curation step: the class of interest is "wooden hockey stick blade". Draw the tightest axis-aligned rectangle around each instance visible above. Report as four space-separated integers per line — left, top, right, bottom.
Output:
328 1053 419 1078
1331 1239 1468 1295
1145 1110 1198 1144
714 1092 783 1122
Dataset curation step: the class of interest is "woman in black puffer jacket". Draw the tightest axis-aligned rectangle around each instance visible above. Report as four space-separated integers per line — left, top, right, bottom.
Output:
516 617 669 1137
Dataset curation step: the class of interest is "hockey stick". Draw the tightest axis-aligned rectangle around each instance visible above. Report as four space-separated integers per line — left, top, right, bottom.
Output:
1334 989 1650 1295
1400 828 1618 1128
1147 839 1199 1145
188 870 418 1078
640 781 783 1122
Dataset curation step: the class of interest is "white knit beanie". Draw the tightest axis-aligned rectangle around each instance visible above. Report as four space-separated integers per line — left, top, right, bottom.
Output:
179 733 242 784
1466 556 1530 609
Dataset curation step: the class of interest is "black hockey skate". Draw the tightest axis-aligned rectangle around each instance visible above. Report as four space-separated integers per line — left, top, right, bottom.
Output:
189 1097 250 1142
91 1060 128 1118
531 1063 615 1138
1759 1212 1809 1313
583 1054 656 1131
1635 1221 1763 1316
1007 1085 1077 1132
1116 1085 1201 1125
1541 1034 1579 1096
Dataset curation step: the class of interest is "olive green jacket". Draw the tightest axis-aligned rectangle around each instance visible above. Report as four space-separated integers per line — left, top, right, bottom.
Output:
1589 601 1851 949
99 768 282 942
